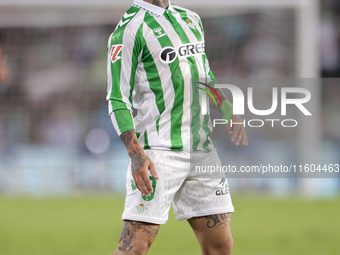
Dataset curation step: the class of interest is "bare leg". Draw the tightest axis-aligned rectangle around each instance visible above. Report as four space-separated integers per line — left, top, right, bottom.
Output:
111 220 160 255
188 213 233 255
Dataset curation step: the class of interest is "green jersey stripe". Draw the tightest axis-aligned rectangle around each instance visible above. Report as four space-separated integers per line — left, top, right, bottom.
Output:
202 114 212 151
173 7 203 42
129 23 145 106
191 78 202 151
165 11 204 151
173 9 214 151
113 109 135 135
140 40 166 135
109 6 140 107
144 12 185 150
144 130 150 149
108 6 141 135
194 15 204 36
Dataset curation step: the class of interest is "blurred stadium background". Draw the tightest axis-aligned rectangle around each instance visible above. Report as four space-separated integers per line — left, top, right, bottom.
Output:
0 0 339 254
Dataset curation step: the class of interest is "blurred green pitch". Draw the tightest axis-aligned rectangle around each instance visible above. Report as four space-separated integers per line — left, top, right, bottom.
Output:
0 196 339 255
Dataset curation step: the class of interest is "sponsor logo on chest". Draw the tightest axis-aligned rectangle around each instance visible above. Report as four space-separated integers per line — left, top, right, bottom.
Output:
159 42 205 64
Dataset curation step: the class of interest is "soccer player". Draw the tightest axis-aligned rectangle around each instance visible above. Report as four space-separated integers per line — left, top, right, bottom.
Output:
107 1 248 254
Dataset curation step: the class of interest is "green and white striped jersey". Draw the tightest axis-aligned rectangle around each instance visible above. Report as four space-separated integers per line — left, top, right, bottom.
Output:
107 0 217 152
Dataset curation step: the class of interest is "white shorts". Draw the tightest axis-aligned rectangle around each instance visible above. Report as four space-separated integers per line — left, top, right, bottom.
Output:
121 149 234 224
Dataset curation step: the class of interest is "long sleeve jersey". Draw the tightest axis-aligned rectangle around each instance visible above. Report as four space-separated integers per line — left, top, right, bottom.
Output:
107 0 217 152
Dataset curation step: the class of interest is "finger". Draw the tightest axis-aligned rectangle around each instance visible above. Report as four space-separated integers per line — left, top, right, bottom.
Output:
149 162 159 179
231 124 240 142
141 172 153 195
226 122 233 135
134 174 148 196
133 174 143 194
235 128 244 146
242 132 248 147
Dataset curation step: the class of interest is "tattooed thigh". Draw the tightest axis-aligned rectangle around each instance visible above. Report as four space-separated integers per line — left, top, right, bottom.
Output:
204 213 231 229
117 221 160 253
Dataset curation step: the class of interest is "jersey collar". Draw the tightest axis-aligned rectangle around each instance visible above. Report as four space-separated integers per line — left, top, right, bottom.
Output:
133 0 175 16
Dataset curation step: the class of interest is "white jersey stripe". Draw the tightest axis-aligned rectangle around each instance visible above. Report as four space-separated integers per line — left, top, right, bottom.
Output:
143 24 175 149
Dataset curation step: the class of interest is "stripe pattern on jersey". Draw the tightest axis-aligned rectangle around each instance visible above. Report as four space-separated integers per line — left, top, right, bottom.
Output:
107 1 219 152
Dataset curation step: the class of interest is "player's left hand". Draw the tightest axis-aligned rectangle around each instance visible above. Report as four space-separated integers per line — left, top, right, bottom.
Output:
226 115 248 147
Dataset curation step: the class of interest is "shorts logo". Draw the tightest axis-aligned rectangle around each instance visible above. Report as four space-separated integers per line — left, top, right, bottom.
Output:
110 45 124 64
136 203 147 213
216 177 230 196
159 42 205 64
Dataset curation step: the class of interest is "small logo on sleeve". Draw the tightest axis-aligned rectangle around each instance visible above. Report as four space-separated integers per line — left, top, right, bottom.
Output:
110 45 124 64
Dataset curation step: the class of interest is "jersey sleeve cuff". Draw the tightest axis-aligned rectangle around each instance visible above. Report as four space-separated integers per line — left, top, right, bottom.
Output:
219 100 233 122
110 109 135 136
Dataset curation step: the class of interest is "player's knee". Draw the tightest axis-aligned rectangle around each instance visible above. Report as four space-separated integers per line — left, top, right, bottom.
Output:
202 237 234 255
216 237 233 255
113 239 150 255
225 237 234 255
112 241 149 255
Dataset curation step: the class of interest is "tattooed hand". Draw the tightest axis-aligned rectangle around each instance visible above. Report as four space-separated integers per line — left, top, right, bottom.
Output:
120 130 159 197
131 150 158 197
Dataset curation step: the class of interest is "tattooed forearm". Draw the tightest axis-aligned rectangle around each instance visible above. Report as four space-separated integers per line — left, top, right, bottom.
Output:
130 151 153 175
143 0 170 9
117 221 160 252
120 130 153 175
120 130 143 158
209 88 228 112
205 213 231 229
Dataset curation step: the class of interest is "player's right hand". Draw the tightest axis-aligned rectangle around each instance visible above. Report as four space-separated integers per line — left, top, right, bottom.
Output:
131 151 158 197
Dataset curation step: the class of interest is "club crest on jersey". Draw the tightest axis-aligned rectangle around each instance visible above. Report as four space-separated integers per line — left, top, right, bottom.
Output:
110 45 124 64
159 42 205 64
186 18 197 30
